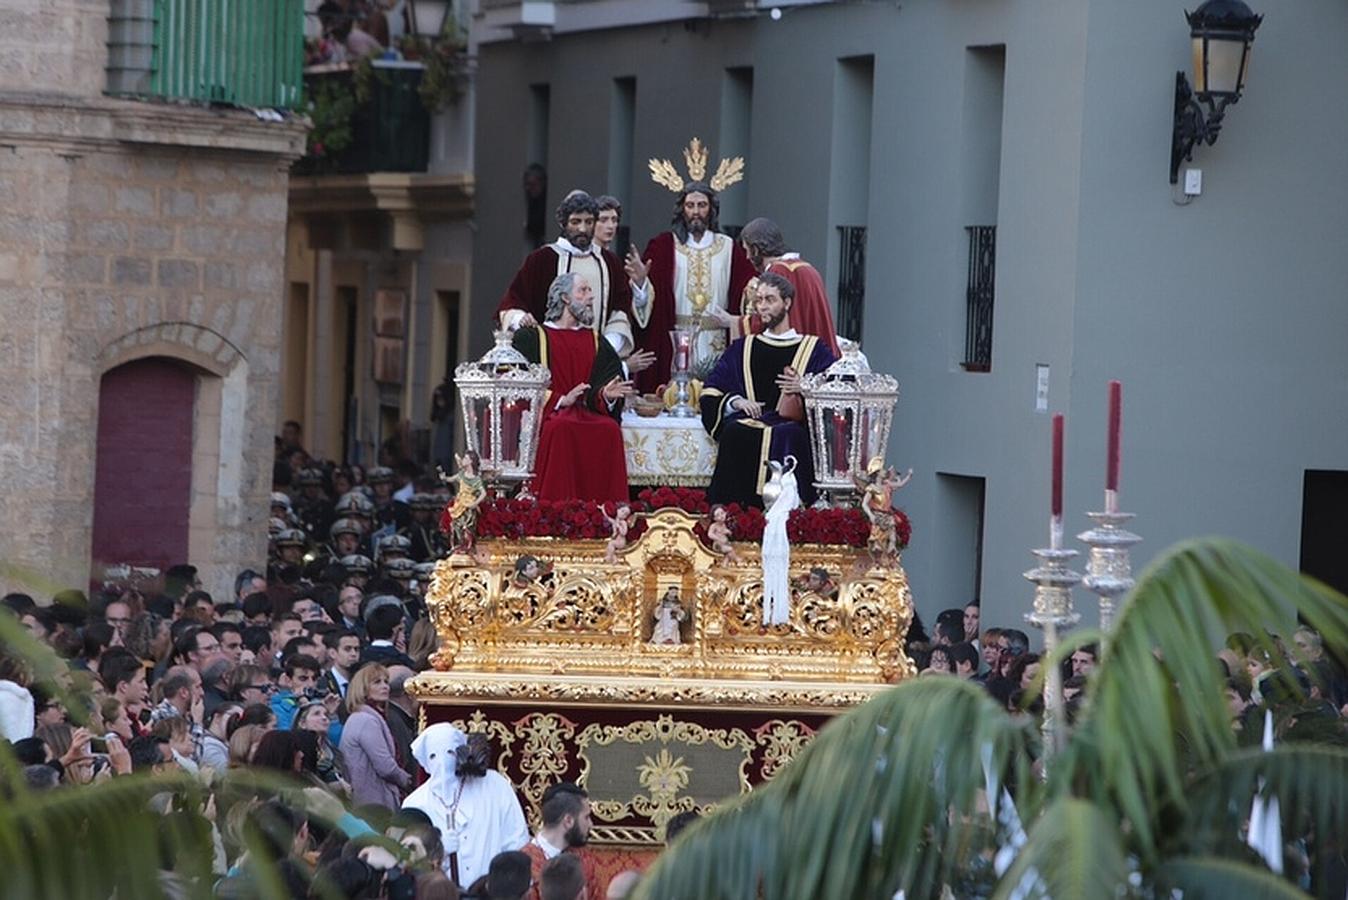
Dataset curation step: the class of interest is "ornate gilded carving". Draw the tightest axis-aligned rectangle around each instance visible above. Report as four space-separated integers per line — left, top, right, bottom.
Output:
754 719 815 782
417 509 917 688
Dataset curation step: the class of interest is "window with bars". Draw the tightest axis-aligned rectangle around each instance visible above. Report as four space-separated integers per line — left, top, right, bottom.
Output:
836 225 867 342
962 225 996 372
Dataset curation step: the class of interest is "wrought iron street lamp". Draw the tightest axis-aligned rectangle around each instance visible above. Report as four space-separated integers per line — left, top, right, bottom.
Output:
799 339 899 506
454 330 550 491
1170 0 1263 184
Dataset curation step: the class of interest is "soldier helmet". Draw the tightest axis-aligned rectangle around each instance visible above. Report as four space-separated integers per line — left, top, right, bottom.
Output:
339 554 374 576
270 492 292 510
378 534 412 557
268 516 289 538
335 492 374 517
414 561 437 581
368 466 395 484
383 557 417 580
297 467 325 487
275 528 307 549
409 492 442 512
330 518 362 540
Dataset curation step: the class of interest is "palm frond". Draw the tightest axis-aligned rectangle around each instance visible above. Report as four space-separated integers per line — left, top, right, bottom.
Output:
1065 539 1348 862
991 797 1130 900
1157 855 1312 899
633 678 1034 900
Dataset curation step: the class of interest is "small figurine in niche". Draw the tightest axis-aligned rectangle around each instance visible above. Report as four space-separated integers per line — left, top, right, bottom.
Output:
651 587 686 645
603 503 633 564
511 554 551 589
442 450 488 559
705 505 739 563
855 456 912 568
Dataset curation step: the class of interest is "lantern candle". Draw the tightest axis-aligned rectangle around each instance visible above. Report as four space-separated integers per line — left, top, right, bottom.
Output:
1106 380 1121 513
501 400 522 462
1051 413 1064 549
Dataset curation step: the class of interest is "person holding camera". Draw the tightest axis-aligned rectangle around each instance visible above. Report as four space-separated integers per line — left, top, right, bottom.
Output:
271 653 344 747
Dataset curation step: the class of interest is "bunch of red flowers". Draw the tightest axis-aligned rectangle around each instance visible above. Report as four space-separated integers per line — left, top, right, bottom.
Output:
440 491 911 549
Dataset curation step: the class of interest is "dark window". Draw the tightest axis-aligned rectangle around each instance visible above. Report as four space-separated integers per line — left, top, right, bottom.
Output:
836 225 867 342
962 225 995 372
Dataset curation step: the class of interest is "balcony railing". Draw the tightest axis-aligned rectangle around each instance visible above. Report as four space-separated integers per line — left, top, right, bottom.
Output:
293 62 431 175
107 0 304 109
963 225 996 372
836 225 867 343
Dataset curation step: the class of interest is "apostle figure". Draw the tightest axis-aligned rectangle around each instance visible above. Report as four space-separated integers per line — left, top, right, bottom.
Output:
512 273 633 502
403 724 530 889
700 272 836 507
497 191 650 368
719 217 841 357
634 166 757 391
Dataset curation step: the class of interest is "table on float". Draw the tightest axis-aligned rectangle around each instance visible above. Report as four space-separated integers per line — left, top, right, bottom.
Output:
620 410 717 487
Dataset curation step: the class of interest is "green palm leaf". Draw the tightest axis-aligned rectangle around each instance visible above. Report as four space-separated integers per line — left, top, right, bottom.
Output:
1158 855 1312 899
633 678 1034 900
991 797 1130 900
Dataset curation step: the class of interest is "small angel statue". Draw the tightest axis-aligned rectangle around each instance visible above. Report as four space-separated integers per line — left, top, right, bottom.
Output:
603 503 633 564
761 456 800 626
441 451 488 557
855 456 912 568
651 587 686 645
705 505 739 563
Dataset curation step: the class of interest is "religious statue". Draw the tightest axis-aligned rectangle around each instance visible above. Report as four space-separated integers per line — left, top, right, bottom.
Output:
856 456 913 568
443 451 488 559
603 504 633 564
651 587 686 645
704 505 739 564
699 273 836 507
761 456 800 627
511 273 634 501
634 139 757 391
497 191 645 363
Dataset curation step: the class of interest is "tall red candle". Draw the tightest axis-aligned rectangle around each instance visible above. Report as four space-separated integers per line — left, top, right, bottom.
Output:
1051 413 1064 518
1106 380 1121 491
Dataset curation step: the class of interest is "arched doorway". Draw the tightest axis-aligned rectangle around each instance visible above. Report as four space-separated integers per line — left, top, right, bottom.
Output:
91 357 197 577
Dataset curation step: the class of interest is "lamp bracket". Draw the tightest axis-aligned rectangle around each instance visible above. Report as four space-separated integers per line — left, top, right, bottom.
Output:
1170 71 1239 184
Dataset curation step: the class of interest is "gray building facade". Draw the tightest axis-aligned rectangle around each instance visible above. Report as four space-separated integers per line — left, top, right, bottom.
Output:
467 0 1348 633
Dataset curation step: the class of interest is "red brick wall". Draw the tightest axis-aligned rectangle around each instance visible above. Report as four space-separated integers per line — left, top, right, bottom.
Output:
91 358 196 574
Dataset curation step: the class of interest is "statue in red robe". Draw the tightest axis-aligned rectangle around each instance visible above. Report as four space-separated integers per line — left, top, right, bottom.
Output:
729 217 841 357
631 182 756 392
512 273 633 502
498 192 643 358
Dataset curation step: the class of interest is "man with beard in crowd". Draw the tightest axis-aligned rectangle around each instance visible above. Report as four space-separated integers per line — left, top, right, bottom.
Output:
519 782 603 900
511 273 632 502
633 180 756 392
497 191 652 376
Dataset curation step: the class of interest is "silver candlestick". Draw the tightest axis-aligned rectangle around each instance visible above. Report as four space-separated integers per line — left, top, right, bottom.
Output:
1024 520 1080 777
1077 491 1140 633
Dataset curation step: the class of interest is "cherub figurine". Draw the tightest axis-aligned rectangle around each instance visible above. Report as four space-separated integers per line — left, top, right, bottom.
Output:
855 456 913 568
651 587 686 645
603 504 633 564
705 505 739 563
441 450 488 558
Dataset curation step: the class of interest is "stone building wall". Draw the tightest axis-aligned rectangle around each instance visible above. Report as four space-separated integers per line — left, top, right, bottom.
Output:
0 0 305 600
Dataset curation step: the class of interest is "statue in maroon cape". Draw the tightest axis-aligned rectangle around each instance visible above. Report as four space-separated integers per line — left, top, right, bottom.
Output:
719 217 841 358
635 140 757 392
498 192 648 365
700 272 836 508
512 273 634 503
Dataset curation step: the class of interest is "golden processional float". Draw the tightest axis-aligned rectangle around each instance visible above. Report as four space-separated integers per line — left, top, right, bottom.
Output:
408 143 916 878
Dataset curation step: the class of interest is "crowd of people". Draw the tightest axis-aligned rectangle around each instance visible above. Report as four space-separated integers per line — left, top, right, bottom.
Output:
0 430 677 899
905 600 1348 737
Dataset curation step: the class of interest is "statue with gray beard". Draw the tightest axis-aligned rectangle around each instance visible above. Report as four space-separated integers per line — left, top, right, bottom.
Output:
511 273 634 501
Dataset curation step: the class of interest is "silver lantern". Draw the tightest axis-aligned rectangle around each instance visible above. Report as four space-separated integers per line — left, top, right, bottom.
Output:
455 330 551 490
799 338 899 504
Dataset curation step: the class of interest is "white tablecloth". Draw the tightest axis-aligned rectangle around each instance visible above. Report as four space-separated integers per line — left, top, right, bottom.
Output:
621 411 717 487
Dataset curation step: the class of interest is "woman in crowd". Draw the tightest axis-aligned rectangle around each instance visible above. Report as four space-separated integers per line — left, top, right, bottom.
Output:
294 700 348 790
338 663 411 809
228 723 268 767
